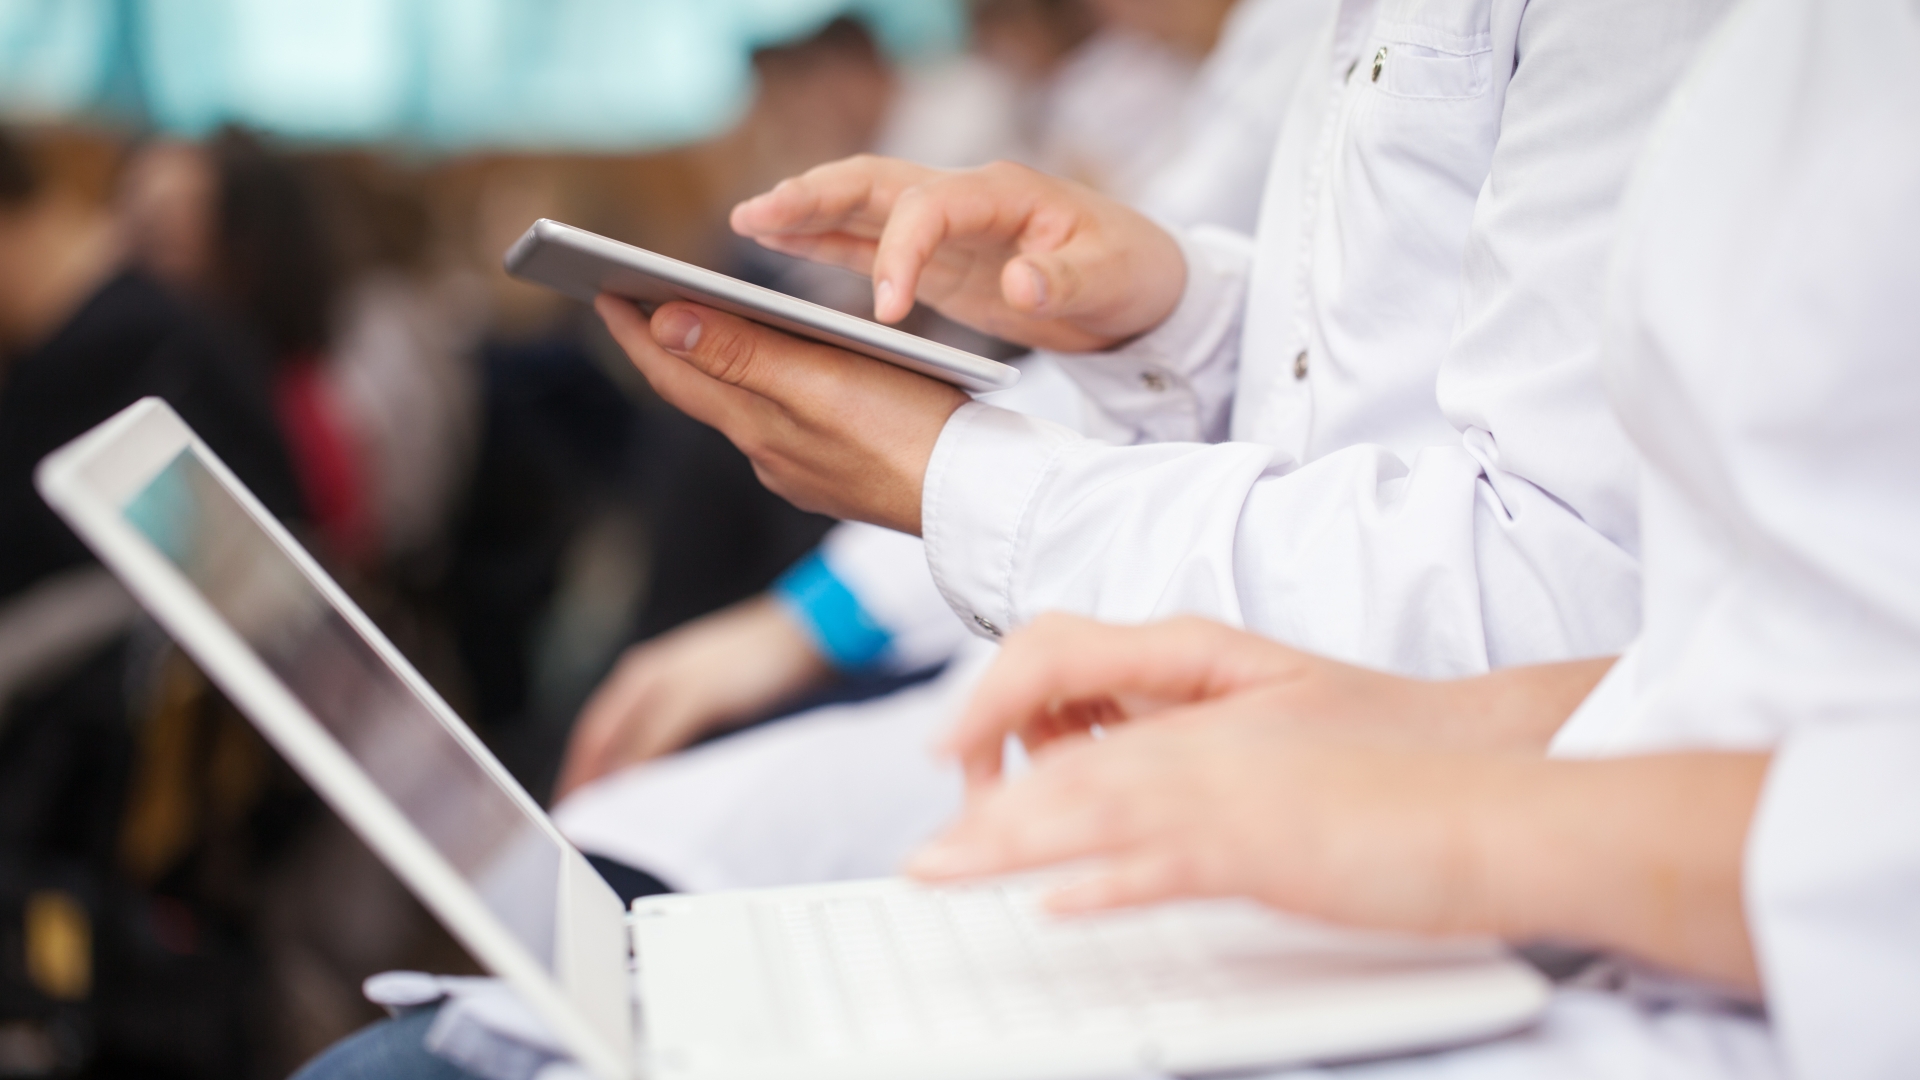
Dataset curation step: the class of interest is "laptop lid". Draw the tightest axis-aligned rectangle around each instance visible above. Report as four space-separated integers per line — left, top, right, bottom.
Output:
36 399 635 1080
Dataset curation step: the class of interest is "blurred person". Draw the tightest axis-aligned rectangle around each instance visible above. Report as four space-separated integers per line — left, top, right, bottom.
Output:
317 155 487 571
916 7 1920 1074
0 125 305 1077
0 127 302 603
120 129 371 563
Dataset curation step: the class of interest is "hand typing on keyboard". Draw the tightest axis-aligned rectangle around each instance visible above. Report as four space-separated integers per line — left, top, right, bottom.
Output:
905 612 1768 998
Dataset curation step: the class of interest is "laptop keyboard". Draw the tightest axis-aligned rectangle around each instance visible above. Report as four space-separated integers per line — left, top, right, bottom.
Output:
761 884 1238 1051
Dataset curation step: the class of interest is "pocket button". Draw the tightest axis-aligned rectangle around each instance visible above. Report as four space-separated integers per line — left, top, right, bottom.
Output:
1371 46 1388 82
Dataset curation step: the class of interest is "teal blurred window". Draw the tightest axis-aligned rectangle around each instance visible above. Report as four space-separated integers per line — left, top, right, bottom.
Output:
0 0 960 149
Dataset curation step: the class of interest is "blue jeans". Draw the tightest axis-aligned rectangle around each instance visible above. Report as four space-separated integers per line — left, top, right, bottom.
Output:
290 855 670 1080
290 1007 482 1080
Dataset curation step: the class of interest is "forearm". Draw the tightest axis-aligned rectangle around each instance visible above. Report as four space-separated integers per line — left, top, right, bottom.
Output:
1434 657 1616 752
1459 752 1770 994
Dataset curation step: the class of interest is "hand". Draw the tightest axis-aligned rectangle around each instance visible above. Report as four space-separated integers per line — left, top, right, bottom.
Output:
554 596 830 798
911 702 1770 993
596 294 967 534
938 614 1455 791
937 613 1617 789
915 700 1493 935
731 155 1187 352
912 615 1765 993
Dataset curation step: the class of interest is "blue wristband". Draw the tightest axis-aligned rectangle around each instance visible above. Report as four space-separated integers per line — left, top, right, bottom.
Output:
771 550 893 671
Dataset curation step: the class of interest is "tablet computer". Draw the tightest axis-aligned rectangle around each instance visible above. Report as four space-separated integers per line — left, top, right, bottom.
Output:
504 219 1020 393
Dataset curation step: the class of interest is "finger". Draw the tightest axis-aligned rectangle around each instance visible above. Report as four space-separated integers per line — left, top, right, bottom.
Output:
999 247 1087 318
730 155 933 240
909 736 1146 881
939 614 1288 781
555 646 663 796
1045 848 1215 914
555 687 632 798
869 165 1041 323
752 231 882 276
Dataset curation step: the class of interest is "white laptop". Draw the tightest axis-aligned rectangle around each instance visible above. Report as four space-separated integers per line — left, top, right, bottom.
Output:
37 399 1550 1080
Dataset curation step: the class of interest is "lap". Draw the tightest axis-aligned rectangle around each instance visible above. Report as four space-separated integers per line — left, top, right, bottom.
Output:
552 639 998 891
290 1009 482 1080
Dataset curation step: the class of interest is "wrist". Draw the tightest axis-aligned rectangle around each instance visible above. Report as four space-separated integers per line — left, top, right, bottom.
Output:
1433 657 1618 752
772 551 893 671
1459 754 1767 990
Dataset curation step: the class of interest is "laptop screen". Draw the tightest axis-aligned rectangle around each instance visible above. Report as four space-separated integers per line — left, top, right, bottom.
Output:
123 447 562 969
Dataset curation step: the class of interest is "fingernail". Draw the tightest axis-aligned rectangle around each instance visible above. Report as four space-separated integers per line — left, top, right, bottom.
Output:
875 279 897 317
1023 262 1049 308
655 308 702 352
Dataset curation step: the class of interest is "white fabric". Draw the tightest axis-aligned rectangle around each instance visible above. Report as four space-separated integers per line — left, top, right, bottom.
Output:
1543 0 1920 1074
1132 0 1335 232
1033 30 1198 201
362 971 585 1080
554 641 993 892
923 0 1735 677
822 356 1086 672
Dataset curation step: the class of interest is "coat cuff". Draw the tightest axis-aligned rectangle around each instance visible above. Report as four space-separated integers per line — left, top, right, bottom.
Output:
920 401 1081 639
1047 224 1253 444
1746 717 1920 1079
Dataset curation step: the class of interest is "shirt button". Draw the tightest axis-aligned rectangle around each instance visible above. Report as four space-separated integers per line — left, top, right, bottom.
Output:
1139 371 1168 393
1292 350 1309 380
972 614 1001 637
1372 47 1388 82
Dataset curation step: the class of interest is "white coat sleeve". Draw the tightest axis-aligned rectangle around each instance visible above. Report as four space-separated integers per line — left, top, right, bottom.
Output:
919 0 1721 674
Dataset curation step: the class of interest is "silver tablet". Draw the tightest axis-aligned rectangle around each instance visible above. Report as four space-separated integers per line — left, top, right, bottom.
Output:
504 219 1020 393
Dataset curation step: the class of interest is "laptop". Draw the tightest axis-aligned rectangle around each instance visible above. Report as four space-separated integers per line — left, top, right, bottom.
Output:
37 399 1550 1080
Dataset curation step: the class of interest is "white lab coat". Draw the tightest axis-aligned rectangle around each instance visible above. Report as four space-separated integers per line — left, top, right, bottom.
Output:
921 0 1734 677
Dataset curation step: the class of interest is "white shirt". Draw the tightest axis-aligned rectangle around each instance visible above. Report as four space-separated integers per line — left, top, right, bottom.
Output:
920 0 1733 676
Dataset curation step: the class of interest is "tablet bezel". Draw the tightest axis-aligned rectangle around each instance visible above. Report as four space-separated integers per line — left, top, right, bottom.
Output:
504 219 1021 394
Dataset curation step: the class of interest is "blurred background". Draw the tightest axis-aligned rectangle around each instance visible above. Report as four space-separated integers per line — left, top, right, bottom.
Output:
0 0 1247 1075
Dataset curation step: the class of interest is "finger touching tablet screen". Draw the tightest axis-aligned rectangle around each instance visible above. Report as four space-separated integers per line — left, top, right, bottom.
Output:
504 219 1020 393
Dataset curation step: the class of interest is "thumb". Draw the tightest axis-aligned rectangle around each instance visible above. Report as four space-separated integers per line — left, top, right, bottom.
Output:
1000 252 1088 319
650 300 827 401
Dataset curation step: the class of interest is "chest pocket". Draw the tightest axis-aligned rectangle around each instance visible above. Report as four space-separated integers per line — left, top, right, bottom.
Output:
1368 17 1494 100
